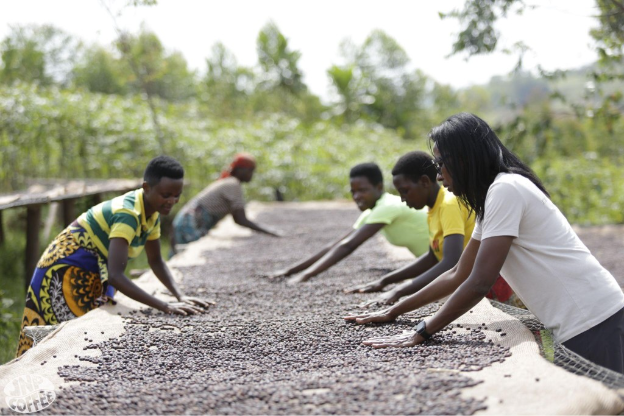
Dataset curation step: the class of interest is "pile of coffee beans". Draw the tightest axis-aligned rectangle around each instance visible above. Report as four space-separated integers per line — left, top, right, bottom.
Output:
37 207 510 415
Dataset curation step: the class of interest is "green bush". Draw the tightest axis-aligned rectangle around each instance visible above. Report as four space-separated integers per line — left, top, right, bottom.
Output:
533 155 624 225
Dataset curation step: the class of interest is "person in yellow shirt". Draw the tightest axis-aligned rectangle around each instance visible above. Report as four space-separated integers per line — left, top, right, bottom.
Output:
348 151 474 306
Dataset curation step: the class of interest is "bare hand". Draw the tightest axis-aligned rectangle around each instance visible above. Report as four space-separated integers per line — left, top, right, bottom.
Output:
178 295 215 309
266 269 291 279
344 280 386 294
362 330 423 349
343 308 396 324
163 302 206 316
357 290 401 308
287 273 311 284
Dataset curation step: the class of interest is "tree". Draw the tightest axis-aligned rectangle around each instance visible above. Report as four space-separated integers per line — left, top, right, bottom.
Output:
327 64 360 123
252 22 324 121
256 21 306 95
328 30 429 139
441 1 624 157
116 29 196 102
72 46 128 95
0 24 82 87
201 42 255 117
441 1 624 102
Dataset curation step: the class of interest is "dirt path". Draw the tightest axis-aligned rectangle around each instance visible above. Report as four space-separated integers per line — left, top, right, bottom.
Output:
574 225 624 289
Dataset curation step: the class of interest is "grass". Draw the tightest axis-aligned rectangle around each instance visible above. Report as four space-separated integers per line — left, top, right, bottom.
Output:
0 219 27 364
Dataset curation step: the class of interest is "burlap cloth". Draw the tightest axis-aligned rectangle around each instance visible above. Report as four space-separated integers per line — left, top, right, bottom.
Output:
1 201 623 415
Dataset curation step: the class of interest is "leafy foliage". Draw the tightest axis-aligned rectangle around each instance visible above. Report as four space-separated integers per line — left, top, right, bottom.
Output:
0 24 82 87
328 30 429 139
0 83 417 203
0 289 20 363
1 16 624 227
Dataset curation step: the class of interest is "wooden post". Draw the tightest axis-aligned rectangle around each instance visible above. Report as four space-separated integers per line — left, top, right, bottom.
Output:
0 210 4 245
62 198 76 227
25 204 42 290
91 193 102 207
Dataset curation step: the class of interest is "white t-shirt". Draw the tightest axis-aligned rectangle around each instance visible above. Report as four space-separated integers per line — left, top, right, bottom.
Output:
472 173 624 342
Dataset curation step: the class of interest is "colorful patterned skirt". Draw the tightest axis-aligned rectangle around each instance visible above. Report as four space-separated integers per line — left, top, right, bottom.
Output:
16 224 114 357
172 205 221 246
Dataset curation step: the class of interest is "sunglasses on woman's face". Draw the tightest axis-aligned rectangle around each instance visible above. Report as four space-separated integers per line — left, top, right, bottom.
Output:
429 158 444 174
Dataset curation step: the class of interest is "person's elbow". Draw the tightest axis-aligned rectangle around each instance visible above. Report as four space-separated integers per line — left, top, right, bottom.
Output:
107 272 124 288
469 279 494 298
438 254 461 274
232 213 247 225
337 239 359 253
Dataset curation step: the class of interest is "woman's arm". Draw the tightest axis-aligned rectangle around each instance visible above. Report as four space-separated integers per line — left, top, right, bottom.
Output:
344 238 481 324
232 208 280 237
369 234 465 304
358 236 511 349
287 223 385 283
107 238 204 315
271 229 354 277
144 239 214 308
345 249 437 294
424 236 512 334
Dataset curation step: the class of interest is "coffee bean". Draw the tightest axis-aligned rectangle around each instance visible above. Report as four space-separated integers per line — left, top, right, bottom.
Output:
39 207 509 415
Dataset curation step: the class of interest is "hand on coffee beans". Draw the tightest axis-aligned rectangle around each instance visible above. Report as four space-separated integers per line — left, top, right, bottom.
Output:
266 269 291 279
344 279 386 294
178 295 215 309
287 272 311 284
362 330 423 349
343 308 396 324
163 302 206 316
357 290 400 308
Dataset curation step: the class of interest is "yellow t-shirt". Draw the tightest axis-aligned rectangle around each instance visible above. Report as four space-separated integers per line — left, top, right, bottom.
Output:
428 186 475 261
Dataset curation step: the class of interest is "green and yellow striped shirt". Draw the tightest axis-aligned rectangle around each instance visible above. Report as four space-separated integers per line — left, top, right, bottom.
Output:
77 189 161 259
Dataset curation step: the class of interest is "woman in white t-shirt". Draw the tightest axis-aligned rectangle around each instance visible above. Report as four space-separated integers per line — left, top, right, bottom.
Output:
345 112 624 374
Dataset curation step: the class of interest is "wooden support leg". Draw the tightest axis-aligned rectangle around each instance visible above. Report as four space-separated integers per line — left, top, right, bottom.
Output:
0 210 4 246
25 205 42 290
91 193 102 207
62 198 76 227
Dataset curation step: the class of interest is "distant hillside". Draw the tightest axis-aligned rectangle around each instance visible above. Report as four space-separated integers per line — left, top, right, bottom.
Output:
460 63 624 122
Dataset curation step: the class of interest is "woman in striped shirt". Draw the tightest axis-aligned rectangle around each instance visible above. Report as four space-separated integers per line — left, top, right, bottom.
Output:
16 156 211 357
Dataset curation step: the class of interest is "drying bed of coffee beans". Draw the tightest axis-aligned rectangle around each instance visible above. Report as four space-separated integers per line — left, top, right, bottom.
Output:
38 206 511 415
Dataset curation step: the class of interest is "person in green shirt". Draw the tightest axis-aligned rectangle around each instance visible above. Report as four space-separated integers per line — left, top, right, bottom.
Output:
270 162 429 284
347 151 475 306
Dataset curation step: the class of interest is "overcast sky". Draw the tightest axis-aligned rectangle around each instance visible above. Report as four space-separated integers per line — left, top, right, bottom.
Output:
1 0 599 101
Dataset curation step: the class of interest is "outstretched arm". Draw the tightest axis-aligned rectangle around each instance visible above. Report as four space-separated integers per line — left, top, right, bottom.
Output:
344 238 481 324
271 229 354 278
346 249 438 294
287 223 385 283
145 239 214 308
232 208 280 237
108 238 205 315
356 236 510 349
370 234 465 304
423 236 512 335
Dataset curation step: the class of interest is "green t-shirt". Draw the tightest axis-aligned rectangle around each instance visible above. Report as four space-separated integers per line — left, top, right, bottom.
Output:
353 192 429 256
